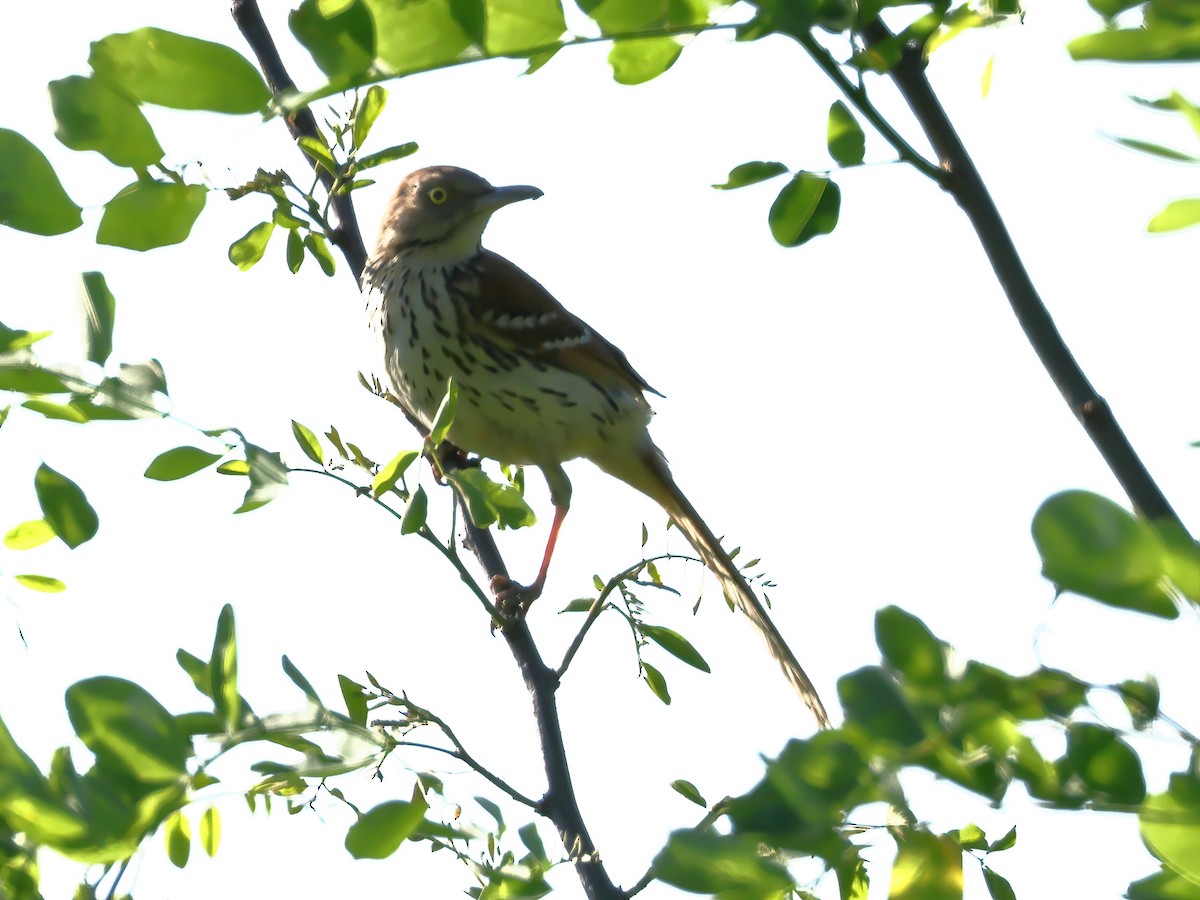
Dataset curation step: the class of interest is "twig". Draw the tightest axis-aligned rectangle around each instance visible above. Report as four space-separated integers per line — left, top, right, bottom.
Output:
387 739 539 810
859 20 1187 534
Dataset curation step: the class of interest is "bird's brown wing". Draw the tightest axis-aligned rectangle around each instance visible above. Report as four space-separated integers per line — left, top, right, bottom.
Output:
458 251 662 397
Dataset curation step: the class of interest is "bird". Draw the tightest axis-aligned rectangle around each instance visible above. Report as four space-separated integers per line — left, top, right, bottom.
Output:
362 165 828 726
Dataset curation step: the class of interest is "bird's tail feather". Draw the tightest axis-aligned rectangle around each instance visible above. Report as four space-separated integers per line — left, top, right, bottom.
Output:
593 445 830 727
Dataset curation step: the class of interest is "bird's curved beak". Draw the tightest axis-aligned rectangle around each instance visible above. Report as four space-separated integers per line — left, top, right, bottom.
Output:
473 184 543 216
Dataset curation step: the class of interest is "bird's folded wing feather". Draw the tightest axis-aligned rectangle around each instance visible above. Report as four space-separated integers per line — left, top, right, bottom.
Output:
460 251 662 398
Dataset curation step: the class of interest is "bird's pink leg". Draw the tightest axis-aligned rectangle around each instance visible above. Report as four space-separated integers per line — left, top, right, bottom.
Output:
491 502 568 612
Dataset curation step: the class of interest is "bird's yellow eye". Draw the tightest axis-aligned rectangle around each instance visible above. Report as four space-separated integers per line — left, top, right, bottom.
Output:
428 186 449 205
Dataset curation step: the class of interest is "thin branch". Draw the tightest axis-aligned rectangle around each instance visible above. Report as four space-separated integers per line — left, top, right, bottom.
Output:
625 797 733 898
859 20 1187 534
387 738 539 809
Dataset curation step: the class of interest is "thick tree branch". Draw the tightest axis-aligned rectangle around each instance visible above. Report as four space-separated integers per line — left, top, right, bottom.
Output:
231 5 622 898
858 20 1187 534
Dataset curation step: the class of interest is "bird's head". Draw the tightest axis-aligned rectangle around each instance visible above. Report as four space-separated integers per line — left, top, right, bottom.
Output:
373 166 543 263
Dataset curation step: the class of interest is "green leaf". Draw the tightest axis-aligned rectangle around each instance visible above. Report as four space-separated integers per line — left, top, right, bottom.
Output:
890 830 962 900
769 173 841 247
65 676 189 782
97 181 207 251
713 160 789 190
338 675 370 726
988 826 1017 852
643 661 671 704
35 464 98 549
200 805 221 857
0 364 72 394
345 795 430 859
298 136 339 174
1119 677 1161 729
165 811 191 868
447 467 536 529
14 574 67 593
49 75 164 167
1112 137 1200 163
373 448 420 497
401 485 428 535
20 399 87 422
641 624 710 673
365 0 474 74
838 666 923 746
981 55 995 98
1068 27 1200 63
303 233 337 275
875 606 945 685
229 222 275 271
235 444 289 513
518 822 548 864
1065 722 1146 804
89 28 270 113
357 142 420 170
1149 198 1200 233
827 101 866 166
1032 490 1177 618
608 37 682 85
655 830 794 896
670 779 707 807
1141 774 1200 887
0 322 52 353
80 272 117 366
1088 0 1144 19
290 0 376 77
210 604 240 732
1128 866 1200 900
354 85 388 150
291 420 324 464
287 228 305 273
145 446 223 481
429 379 459 447
282 655 321 703
0 129 83 235
982 867 1016 900
484 0 567 56
5 519 56 550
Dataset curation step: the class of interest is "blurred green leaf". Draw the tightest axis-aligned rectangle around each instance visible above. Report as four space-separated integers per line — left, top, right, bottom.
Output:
1119 677 1161 729
769 173 841 247
839 666 924 746
670 779 707 807
339 675 370 726
890 830 962 900
282 655 321 703
0 713 87 843
89 28 270 113
609 37 682 85
35 464 98 549
643 661 671 704
1088 0 1144 19
1032 490 1177 618
65 677 188 782
429 379 458 447
0 129 83 235
1068 27 1200 62
98 181 207 251
299 136 338 174
876 606 945 686
235 444 288 513
287 228 305 273
518 821 548 864
353 85 388 150
210 604 240 732
80 272 117 366
1112 136 1200 163
345 794 429 859
303 233 337 275
291 420 324 465
49 75 163 166
1127 865 1200 900
713 160 789 190
21 399 88 423
0 364 72 394
1141 773 1200 886
229 222 275 271
448 467 536 529
373 448 419 497
291 0 376 77
484 0 567 55
989 826 1017 852
827 100 866 165
1064 722 1146 804
200 805 221 857
641 624 710 672
357 142 420 170
983 867 1017 900
145 446 222 481
14 574 66 593
5 519 56 550
0 322 52 353
165 811 190 868
1149 198 1200 233
654 829 794 896
401 485 428 534
365 0 474 73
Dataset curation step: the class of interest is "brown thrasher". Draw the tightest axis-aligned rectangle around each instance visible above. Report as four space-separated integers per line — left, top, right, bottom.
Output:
362 165 827 725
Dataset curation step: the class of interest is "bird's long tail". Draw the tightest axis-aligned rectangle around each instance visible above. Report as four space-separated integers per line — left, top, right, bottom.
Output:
592 444 830 728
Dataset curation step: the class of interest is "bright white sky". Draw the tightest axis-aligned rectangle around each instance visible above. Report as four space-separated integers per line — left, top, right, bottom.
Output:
2 2 1199 898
